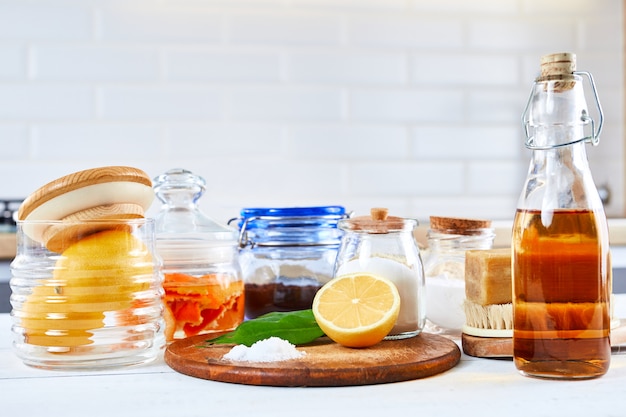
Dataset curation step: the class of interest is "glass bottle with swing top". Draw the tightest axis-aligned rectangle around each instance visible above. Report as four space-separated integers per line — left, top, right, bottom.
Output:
512 52 611 379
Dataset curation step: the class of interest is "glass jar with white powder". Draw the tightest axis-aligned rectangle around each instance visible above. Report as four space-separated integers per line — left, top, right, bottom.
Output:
423 216 495 336
334 208 425 340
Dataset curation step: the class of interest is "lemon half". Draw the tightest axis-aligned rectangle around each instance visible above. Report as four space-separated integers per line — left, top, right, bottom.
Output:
312 272 401 348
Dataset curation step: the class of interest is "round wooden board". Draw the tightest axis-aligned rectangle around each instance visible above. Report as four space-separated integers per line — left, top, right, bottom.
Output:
165 333 461 387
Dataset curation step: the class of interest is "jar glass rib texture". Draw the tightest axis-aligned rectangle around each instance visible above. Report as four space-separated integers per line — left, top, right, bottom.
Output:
10 218 164 370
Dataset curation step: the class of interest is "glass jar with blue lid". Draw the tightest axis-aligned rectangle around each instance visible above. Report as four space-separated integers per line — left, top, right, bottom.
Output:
230 206 347 319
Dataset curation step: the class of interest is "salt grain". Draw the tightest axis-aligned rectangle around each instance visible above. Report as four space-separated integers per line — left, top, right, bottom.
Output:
222 337 306 363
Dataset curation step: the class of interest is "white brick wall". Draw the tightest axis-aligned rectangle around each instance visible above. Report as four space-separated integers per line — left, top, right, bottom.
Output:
0 0 623 227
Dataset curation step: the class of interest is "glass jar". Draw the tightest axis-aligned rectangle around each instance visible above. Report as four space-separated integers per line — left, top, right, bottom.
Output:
232 205 346 319
334 208 425 339
10 218 164 370
153 169 244 342
423 216 495 336
513 52 611 379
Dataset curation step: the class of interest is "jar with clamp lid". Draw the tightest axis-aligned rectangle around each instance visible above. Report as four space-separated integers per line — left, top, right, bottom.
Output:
232 206 347 319
153 168 244 342
423 216 495 336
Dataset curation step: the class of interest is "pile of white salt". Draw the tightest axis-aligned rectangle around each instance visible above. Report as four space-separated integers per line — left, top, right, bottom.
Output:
222 337 306 363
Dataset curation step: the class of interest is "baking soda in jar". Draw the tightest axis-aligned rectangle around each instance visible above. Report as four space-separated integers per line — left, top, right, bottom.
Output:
334 208 425 339
336 256 420 334
423 216 495 336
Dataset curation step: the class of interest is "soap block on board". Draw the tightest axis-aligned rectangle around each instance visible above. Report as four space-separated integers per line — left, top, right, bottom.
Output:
465 248 512 306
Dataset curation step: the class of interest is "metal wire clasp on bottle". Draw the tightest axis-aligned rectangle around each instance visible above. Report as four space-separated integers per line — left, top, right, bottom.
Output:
522 71 604 150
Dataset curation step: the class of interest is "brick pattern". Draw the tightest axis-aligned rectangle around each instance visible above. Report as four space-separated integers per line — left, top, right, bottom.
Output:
0 0 622 224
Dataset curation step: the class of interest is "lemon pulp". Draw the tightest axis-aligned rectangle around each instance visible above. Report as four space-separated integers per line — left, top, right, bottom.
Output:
20 230 154 348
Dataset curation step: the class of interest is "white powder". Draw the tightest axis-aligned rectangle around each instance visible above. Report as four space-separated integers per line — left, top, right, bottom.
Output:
222 337 306 363
425 274 466 330
336 257 420 334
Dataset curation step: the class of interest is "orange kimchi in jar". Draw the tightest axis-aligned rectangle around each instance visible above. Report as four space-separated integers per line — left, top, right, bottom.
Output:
153 168 244 342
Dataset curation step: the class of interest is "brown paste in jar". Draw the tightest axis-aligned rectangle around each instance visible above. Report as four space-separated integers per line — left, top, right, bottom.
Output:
244 281 322 319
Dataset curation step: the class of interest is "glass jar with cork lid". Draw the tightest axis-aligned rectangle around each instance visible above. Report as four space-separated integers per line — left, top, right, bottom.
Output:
334 208 426 339
423 216 495 336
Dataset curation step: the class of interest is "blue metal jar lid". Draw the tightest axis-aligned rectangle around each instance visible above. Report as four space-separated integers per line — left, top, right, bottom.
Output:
237 206 345 227
231 205 347 248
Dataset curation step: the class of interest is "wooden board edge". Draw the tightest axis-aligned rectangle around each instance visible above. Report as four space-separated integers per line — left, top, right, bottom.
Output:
164 333 461 387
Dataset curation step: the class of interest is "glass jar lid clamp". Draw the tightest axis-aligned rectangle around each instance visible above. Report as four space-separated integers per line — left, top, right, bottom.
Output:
230 206 348 248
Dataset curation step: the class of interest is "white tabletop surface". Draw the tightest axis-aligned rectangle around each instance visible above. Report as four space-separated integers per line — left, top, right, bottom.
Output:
2 299 626 417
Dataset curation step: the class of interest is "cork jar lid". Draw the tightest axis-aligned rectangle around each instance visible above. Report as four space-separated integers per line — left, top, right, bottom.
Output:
17 166 155 252
339 208 416 234
429 216 492 236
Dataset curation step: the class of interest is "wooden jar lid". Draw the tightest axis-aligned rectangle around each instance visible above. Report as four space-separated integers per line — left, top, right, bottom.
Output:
342 208 413 234
41 203 146 253
17 166 154 252
429 216 492 236
18 166 153 221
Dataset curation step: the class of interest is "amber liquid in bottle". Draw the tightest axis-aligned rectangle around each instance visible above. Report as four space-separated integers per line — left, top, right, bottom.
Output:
512 209 611 379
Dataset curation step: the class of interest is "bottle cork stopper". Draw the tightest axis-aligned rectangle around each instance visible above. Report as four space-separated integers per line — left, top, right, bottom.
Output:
429 216 492 236
540 52 576 77
538 52 576 91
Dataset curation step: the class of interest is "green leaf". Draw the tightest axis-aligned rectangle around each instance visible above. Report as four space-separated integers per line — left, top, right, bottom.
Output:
205 309 324 347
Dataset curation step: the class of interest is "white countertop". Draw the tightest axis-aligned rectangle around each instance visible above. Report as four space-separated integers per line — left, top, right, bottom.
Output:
2 298 626 417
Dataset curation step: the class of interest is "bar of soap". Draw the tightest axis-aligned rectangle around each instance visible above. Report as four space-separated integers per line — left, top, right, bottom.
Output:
465 248 512 306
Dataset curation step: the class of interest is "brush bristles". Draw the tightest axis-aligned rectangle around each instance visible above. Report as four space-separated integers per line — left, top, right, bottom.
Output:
464 300 513 330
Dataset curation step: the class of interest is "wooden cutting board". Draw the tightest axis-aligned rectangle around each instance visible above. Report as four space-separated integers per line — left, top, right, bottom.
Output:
165 333 461 387
462 319 626 358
